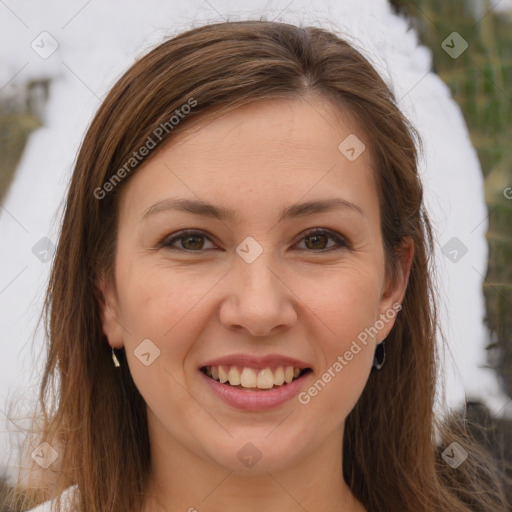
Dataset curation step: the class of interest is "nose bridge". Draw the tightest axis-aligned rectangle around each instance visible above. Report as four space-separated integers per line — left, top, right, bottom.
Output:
219 241 296 335
236 244 282 307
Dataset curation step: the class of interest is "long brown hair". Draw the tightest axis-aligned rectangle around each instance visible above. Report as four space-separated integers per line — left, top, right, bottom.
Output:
12 19 510 512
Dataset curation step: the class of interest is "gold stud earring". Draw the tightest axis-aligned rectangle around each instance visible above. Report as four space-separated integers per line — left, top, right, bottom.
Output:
112 347 120 368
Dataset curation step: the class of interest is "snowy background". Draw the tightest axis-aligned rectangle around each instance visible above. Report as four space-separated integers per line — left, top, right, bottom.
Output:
1 0 511 479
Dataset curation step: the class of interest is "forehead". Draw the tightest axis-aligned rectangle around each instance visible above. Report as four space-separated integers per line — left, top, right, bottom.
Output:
117 95 378 224
163 95 366 162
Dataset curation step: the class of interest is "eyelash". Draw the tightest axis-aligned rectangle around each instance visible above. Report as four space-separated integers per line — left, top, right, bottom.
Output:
160 228 351 253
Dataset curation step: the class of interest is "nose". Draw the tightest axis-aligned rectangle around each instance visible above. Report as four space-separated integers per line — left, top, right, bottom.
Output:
218 251 298 337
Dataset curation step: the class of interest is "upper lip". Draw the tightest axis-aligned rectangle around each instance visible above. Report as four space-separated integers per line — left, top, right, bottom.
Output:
200 353 313 370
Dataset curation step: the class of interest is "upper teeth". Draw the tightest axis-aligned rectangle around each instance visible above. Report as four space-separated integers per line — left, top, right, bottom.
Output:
205 365 303 389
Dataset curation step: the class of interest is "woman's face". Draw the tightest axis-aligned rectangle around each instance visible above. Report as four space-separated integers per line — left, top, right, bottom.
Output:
99 95 411 474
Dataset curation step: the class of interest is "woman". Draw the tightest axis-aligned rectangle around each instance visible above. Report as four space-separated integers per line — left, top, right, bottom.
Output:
14 19 509 512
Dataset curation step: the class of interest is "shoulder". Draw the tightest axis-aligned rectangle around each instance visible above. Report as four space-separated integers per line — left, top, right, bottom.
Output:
25 485 78 512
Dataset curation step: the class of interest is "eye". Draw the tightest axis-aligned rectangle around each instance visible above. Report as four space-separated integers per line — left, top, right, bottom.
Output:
295 228 350 252
161 229 217 251
160 228 350 252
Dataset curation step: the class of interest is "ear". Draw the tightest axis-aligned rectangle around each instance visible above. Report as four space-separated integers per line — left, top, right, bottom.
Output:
96 271 125 349
376 237 414 341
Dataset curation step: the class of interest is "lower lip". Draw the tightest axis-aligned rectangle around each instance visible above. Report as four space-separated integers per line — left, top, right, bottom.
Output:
199 370 311 411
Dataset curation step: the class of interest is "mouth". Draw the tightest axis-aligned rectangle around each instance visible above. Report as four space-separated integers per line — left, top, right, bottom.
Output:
200 365 313 391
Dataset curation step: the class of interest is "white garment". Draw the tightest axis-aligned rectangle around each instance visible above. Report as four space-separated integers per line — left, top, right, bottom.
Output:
26 486 78 512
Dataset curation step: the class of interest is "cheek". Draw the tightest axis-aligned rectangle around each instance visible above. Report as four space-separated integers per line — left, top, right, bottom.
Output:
303 352 373 434
115 265 209 424
117 253 208 323
298 263 383 342
294 265 380 406
116 261 222 373
297 290 377 428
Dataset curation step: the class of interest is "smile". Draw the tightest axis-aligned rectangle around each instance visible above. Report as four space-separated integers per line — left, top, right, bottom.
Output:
201 365 312 390
199 364 313 412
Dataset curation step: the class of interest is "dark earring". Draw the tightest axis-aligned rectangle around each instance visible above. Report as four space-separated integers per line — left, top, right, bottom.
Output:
372 340 386 370
112 347 120 368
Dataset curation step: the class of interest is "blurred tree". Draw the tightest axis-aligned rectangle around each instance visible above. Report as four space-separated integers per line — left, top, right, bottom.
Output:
0 81 44 205
390 0 512 402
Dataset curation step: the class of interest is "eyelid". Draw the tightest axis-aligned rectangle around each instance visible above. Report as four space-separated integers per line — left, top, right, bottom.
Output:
293 228 351 251
160 229 218 251
160 228 352 252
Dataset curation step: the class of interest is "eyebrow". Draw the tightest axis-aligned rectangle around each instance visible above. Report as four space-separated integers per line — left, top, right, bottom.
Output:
142 197 366 223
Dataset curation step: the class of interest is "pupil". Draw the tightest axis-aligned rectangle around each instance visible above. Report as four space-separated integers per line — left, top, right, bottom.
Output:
306 234 326 250
183 235 202 249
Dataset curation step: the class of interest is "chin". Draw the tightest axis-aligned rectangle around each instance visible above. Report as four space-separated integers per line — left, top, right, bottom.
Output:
200 434 307 474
